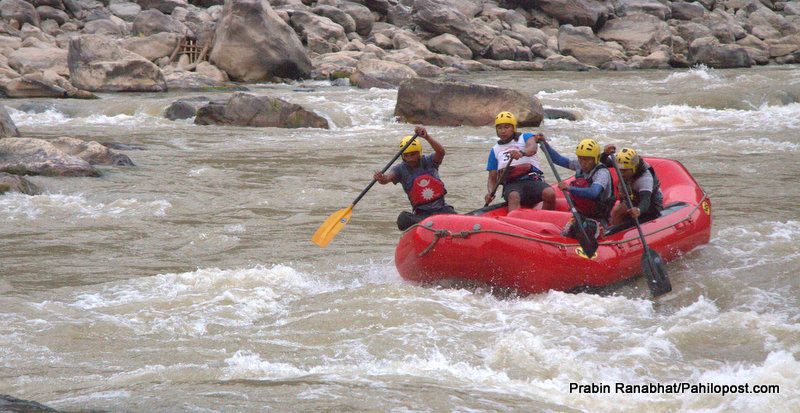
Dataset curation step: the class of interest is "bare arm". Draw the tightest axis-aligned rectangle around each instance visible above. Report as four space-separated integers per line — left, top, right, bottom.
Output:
374 170 397 185
415 126 445 164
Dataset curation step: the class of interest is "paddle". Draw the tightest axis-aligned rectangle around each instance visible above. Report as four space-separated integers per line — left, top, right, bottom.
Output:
484 157 514 207
609 156 671 297
312 133 419 247
538 140 599 258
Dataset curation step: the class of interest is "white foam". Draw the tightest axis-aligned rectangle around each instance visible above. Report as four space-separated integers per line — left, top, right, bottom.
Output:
0 193 172 220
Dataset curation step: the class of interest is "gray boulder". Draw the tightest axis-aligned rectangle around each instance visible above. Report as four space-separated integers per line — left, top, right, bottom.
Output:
51 136 135 166
0 137 101 176
209 0 311 81
0 0 40 27
68 34 167 92
194 92 329 128
688 36 752 67
394 78 544 127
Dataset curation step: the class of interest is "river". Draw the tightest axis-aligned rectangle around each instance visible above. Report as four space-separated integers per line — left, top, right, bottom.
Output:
2 65 799 412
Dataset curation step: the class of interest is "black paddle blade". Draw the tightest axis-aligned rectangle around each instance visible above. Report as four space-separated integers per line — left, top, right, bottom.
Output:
576 229 599 259
642 247 671 297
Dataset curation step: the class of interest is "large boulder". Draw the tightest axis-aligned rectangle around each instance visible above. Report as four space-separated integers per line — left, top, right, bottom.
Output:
0 70 96 98
209 0 311 81
68 34 167 92
597 12 671 54
194 92 329 128
394 78 544 127
0 103 20 137
688 36 752 67
535 0 608 30
119 32 182 62
7 46 68 76
0 137 101 176
349 58 417 88
558 24 626 68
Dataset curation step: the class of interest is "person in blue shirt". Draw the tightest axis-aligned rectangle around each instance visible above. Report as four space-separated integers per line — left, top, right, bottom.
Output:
537 136 616 238
484 112 555 211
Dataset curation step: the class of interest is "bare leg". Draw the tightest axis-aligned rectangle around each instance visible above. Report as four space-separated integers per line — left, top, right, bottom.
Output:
610 203 626 226
508 191 522 211
542 187 556 210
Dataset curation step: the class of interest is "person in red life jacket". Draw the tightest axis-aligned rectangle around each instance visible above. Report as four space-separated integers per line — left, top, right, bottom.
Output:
607 146 664 226
374 126 456 230
537 136 616 238
484 111 556 211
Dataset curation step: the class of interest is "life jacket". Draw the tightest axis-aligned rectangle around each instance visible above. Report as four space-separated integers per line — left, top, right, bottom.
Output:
569 164 615 220
409 174 446 207
619 160 660 212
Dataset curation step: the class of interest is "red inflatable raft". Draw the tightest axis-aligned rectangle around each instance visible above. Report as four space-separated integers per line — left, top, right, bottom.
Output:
395 158 712 294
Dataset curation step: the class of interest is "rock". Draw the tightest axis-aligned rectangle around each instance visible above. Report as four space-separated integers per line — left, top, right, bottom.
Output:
394 78 544 127
544 108 578 121
67 34 167 92
0 137 101 176
312 4 356 33
109 2 141 22
0 393 58 411
349 59 417 88
119 32 181 62
341 1 373 36
36 5 69 25
542 54 595 71
688 36 752 67
535 0 609 30
8 46 68 76
0 172 40 194
136 0 188 14
132 9 186 36
163 69 230 90
558 24 626 68
670 1 707 20
0 0 40 28
426 33 472 59
290 10 348 53
597 12 671 55
51 136 135 166
0 103 20 137
194 92 329 128
209 0 311 81
164 99 196 120
477 58 543 70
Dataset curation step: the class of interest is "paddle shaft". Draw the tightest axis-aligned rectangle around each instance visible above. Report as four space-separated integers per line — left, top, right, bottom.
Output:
351 133 419 206
609 158 648 243
538 141 598 253
609 155 671 296
485 157 514 207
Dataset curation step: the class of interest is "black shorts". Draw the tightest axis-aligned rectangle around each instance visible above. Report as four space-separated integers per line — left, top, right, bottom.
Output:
502 179 550 208
397 204 456 230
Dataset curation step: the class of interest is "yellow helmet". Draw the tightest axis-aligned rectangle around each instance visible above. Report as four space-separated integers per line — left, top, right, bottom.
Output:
575 139 601 162
494 111 517 131
615 148 640 171
399 135 421 154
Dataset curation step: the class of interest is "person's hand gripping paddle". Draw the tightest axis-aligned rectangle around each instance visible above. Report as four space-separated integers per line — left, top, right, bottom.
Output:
312 133 420 247
538 140 599 258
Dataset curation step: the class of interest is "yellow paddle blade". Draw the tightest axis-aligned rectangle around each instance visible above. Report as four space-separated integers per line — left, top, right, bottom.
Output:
311 205 354 247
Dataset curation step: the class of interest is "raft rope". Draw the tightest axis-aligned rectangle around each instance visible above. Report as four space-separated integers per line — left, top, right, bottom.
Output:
411 194 708 257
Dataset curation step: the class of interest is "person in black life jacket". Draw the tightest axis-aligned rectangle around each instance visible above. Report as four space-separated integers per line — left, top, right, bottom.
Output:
607 146 664 226
537 136 615 238
374 126 456 231
484 111 556 211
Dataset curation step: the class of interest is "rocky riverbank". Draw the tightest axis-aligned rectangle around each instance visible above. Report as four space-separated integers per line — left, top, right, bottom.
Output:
1 0 799 190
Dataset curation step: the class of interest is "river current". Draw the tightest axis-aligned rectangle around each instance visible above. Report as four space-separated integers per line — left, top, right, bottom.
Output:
2 66 799 412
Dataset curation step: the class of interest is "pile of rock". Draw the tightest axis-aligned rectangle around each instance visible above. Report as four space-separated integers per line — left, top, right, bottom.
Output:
1 0 799 98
